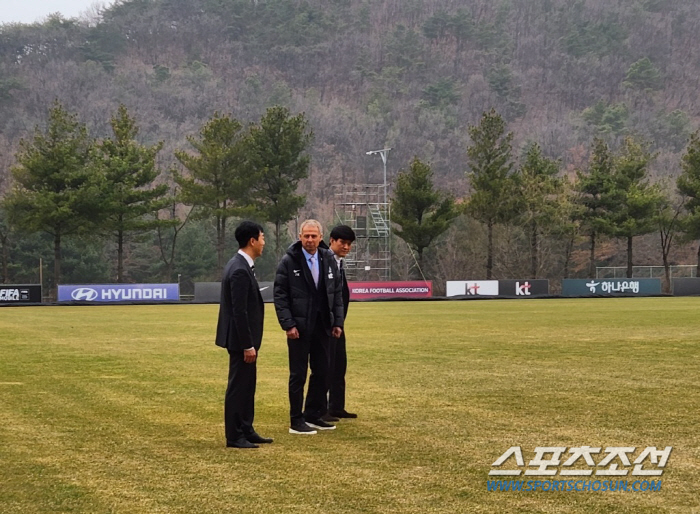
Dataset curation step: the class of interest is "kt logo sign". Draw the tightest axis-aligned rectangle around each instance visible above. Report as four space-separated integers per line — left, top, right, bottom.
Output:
516 281 532 295
498 280 549 297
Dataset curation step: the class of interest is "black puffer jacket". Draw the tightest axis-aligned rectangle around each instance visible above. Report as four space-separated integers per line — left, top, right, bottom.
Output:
273 241 344 337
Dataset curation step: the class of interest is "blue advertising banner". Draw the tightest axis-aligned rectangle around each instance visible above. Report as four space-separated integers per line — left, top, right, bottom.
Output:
561 278 661 297
58 284 180 303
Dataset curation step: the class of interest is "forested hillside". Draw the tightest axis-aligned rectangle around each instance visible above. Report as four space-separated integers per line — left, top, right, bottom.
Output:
1 0 700 291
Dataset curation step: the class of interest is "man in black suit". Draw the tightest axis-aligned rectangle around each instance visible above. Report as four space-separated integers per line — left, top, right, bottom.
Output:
323 225 358 420
215 221 272 449
273 219 345 435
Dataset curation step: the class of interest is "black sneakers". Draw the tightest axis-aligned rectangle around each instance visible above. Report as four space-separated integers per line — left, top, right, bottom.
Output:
289 422 318 435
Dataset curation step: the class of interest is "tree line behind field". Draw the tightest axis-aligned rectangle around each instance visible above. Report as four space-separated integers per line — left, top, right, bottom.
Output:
0 102 312 296
4 103 700 297
395 109 700 293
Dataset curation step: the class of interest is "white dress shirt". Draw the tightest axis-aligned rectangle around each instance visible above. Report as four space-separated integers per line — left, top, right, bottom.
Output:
236 249 255 351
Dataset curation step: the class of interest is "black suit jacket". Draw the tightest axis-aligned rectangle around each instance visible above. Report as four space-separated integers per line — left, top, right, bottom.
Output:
341 269 350 316
216 253 264 351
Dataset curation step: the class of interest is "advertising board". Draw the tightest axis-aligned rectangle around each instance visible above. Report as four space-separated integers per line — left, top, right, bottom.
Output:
0 284 42 304
58 284 180 303
348 281 432 300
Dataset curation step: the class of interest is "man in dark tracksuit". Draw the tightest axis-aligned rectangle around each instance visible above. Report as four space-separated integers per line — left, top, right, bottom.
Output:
215 221 272 448
273 219 345 435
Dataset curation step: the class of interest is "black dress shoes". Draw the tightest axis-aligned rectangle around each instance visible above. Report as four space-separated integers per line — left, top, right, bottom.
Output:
246 432 273 444
227 438 259 449
321 413 340 422
329 410 357 419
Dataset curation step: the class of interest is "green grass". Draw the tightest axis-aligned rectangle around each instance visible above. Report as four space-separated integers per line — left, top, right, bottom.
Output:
1 298 699 513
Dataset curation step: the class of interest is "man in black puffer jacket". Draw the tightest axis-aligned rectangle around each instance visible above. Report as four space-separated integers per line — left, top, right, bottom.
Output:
274 219 345 435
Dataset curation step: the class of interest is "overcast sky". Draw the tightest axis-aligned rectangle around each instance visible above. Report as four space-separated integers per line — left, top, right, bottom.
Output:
0 0 108 24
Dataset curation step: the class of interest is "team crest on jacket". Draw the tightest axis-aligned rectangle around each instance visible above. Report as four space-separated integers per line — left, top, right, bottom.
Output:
328 270 334 279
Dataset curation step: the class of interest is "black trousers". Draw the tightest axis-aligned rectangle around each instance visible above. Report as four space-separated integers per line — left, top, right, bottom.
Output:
288 318 330 424
224 350 257 442
328 331 347 413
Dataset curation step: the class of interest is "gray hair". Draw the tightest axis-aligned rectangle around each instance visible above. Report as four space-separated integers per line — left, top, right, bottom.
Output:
299 219 323 236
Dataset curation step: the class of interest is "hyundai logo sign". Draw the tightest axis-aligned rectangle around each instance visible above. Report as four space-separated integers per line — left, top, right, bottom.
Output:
58 284 180 303
71 287 99 301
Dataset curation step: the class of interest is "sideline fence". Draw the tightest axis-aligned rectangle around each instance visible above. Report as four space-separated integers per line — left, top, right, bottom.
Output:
596 265 696 279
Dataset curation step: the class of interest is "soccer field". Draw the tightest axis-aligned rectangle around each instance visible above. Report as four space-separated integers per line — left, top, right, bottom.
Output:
1 298 699 513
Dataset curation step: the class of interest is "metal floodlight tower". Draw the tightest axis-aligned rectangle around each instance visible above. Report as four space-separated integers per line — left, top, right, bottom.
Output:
332 148 393 281
365 148 392 204
333 184 391 281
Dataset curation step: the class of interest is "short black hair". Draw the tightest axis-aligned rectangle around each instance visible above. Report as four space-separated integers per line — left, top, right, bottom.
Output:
329 224 356 242
235 221 264 248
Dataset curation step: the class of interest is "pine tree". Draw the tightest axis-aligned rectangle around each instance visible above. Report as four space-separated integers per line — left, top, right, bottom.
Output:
99 105 170 282
677 130 700 275
466 108 517 279
3 101 102 297
609 137 663 278
623 57 663 91
391 157 457 274
516 143 563 279
247 106 313 258
574 138 617 278
175 113 253 275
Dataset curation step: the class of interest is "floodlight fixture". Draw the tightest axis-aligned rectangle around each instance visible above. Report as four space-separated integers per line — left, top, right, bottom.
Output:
366 148 392 155
365 148 392 204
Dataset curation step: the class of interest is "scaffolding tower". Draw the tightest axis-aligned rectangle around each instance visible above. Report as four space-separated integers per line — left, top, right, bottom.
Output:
333 184 391 281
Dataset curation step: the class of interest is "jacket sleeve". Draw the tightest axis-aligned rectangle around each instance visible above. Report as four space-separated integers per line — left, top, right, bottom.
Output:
230 268 255 348
273 255 296 330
